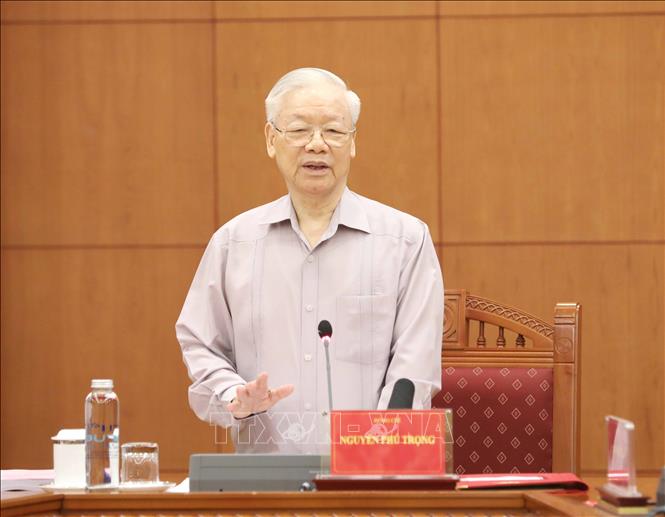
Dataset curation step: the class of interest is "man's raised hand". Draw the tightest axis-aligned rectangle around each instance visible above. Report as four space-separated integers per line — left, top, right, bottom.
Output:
226 372 294 419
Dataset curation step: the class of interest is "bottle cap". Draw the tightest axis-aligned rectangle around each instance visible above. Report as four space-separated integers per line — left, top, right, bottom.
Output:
91 379 114 389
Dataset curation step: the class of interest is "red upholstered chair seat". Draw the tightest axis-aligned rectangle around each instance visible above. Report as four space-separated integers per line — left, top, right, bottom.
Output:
434 366 554 474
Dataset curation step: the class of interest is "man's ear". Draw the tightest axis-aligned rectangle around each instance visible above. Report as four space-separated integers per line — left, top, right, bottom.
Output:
350 134 356 158
265 123 276 158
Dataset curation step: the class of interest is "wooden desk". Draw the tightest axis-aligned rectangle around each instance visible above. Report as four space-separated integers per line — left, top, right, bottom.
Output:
1 489 599 516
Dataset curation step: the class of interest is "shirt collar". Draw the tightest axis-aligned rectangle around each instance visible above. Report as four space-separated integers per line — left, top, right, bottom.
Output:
260 194 292 225
259 187 371 234
335 187 371 234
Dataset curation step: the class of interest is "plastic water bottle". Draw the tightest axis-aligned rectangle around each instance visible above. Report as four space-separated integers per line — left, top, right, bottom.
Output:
85 379 119 489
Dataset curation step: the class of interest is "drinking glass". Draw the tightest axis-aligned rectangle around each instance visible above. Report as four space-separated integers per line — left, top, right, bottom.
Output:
121 442 159 484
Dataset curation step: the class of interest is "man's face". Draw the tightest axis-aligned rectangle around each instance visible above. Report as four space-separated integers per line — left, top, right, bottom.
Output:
265 83 356 199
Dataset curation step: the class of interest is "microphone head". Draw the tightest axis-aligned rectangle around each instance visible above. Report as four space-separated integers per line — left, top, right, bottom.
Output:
318 320 333 339
387 378 416 409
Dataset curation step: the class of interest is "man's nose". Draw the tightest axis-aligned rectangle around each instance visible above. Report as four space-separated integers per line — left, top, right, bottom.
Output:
305 129 328 152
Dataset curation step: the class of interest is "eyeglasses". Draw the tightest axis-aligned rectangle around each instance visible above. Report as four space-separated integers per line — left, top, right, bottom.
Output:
271 123 356 148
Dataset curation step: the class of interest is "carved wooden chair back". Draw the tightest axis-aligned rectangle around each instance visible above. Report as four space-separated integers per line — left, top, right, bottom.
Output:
432 289 581 474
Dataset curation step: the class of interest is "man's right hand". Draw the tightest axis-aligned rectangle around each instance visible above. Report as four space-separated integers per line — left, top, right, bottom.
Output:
226 372 294 419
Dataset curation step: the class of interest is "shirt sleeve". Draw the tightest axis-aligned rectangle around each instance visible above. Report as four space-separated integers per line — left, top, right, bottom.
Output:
377 222 444 410
175 229 247 428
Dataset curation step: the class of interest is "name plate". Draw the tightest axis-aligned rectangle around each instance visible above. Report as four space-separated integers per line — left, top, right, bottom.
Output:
330 410 446 475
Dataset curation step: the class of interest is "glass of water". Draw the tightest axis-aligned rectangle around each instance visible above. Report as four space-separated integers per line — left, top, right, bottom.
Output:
121 442 159 484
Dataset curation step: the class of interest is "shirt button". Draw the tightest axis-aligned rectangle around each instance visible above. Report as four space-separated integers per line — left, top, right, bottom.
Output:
304 403 312 410
307 256 314 263
304 354 312 362
305 304 313 312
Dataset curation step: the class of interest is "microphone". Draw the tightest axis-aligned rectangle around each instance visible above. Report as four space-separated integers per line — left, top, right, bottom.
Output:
317 320 333 414
387 378 415 409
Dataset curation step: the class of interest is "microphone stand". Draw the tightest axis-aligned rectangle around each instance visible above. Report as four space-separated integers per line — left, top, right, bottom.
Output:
323 336 333 415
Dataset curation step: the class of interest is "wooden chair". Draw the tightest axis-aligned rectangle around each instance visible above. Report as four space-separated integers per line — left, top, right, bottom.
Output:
433 290 581 474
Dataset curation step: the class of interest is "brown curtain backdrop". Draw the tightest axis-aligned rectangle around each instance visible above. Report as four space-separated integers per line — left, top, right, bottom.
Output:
1 0 664 475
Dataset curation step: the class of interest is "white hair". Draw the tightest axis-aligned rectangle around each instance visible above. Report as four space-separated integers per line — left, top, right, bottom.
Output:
265 67 361 126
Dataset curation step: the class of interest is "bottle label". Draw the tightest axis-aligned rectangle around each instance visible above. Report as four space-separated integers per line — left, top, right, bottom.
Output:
85 424 119 486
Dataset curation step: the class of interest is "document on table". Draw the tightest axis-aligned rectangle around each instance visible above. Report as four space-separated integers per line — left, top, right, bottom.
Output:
167 477 189 493
1 470 54 493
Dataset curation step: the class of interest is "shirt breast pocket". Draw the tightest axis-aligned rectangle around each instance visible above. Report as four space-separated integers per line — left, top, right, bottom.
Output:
334 294 396 365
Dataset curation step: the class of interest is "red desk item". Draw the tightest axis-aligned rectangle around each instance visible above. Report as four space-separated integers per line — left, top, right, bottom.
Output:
456 472 588 491
330 410 446 475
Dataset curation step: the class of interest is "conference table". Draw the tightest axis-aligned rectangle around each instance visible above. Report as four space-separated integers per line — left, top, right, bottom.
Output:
0 483 622 517
3 475 660 516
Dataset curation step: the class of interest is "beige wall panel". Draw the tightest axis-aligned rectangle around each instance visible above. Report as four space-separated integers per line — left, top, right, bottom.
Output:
1 24 215 246
214 20 440 237
0 1 211 21
0 248 217 470
440 1 665 16
439 243 664 471
214 1 436 19
439 16 664 242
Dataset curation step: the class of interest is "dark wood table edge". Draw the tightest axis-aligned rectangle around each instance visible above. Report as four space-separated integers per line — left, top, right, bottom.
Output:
2 489 603 516
1 493 63 517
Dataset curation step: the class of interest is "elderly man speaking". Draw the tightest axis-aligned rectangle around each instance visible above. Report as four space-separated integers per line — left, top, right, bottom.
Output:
176 68 443 453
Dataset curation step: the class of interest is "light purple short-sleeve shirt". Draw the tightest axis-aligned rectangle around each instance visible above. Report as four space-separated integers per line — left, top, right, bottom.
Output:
176 188 443 453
